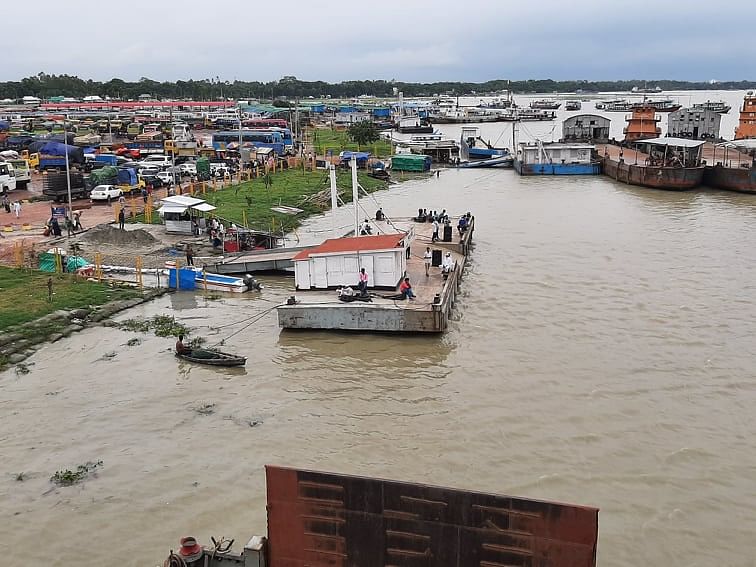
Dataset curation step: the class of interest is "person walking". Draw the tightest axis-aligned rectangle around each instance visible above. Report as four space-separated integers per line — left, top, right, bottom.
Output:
118 207 125 230
2 194 9 213
65 216 74 237
431 218 439 242
424 247 432 276
12 200 21 218
185 244 194 267
73 211 83 231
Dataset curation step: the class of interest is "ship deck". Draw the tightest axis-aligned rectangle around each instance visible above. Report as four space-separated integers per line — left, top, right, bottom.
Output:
277 216 474 333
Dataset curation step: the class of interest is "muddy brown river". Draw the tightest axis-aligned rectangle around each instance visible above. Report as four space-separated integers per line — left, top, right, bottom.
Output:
2 162 756 566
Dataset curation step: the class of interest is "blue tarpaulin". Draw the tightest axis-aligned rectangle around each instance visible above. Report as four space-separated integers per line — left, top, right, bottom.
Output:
339 151 371 164
372 108 391 117
40 142 84 163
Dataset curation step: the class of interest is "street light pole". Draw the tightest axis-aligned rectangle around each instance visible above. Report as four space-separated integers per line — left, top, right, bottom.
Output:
63 115 73 233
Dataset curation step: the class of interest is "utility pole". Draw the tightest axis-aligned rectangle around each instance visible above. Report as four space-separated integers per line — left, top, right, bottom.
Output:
63 115 72 231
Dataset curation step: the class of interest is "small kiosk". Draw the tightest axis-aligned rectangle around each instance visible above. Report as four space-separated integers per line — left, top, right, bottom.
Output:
157 195 216 235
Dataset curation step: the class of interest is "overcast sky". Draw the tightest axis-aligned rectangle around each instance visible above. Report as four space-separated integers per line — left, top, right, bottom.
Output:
3 0 754 83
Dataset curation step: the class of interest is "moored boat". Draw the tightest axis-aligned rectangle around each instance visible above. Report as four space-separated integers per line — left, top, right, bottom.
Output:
735 91 756 140
530 99 561 110
565 100 582 111
692 100 731 114
703 164 756 193
602 137 705 190
514 140 601 175
176 349 247 367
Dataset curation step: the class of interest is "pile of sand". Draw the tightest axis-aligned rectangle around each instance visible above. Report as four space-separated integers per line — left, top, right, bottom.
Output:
84 226 157 246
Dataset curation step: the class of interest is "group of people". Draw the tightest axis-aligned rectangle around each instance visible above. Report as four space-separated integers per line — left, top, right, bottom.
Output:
415 208 448 224
45 211 83 237
2 195 21 218
207 217 226 248
423 247 455 278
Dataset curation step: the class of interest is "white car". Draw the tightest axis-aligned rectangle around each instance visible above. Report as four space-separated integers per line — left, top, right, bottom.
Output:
156 171 175 185
179 163 197 176
90 184 122 202
138 154 172 169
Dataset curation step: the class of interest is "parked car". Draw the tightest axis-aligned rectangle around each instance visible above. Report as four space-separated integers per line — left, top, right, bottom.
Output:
179 162 197 176
90 184 122 202
138 154 171 169
140 174 164 189
138 166 161 177
156 171 175 186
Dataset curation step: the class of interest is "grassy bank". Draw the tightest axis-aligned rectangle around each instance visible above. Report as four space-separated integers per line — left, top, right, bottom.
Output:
310 128 392 157
200 168 388 233
0 267 142 332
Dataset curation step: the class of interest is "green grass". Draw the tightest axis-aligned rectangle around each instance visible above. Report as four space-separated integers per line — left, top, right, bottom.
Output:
310 128 392 158
0 267 142 332
195 168 388 233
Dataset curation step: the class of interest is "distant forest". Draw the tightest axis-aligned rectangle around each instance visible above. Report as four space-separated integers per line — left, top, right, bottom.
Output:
2 74 755 100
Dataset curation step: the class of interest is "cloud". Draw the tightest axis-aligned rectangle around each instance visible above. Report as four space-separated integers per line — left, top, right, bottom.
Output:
0 0 753 83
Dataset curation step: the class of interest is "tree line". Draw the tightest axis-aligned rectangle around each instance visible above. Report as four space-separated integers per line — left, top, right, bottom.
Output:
2 73 754 101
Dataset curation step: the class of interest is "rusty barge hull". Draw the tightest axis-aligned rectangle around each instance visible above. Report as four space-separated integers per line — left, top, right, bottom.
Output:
602 157 704 190
703 165 756 193
266 466 599 567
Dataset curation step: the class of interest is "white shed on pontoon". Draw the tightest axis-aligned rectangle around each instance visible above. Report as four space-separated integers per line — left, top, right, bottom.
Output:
292 232 410 290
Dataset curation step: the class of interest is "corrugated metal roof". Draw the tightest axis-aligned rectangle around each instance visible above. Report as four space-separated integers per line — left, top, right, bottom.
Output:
640 137 705 148
293 233 407 261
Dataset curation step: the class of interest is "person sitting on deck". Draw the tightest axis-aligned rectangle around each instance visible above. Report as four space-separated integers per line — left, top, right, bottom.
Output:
176 334 191 355
375 208 384 221
360 219 372 235
399 277 416 300
457 215 468 235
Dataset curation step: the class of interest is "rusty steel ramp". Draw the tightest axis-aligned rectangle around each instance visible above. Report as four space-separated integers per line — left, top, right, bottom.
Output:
266 466 598 567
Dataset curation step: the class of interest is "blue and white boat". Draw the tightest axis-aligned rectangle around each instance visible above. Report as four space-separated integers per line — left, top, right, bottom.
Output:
513 140 601 175
165 264 262 293
460 127 510 161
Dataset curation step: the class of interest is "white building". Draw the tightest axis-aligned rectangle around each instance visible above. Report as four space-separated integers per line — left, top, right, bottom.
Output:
157 195 216 234
293 232 411 290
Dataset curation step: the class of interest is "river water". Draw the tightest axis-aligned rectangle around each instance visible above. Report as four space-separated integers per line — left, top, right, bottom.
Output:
3 94 756 567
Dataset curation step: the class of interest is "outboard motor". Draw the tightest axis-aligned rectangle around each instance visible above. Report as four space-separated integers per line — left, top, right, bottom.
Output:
243 274 263 291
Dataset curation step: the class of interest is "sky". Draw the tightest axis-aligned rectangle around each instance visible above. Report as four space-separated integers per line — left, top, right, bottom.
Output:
3 0 755 84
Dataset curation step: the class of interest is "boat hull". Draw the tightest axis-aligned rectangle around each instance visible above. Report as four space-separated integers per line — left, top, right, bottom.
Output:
703 165 756 193
514 160 601 175
602 157 704 190
397 125 434 134
468 147 508 159
176 350 247 367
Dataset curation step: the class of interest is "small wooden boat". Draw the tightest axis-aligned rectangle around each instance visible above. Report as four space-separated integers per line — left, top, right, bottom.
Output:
175 349 247 367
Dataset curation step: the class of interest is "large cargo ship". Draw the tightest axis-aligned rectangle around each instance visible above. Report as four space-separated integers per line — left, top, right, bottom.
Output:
734 91 756 140
602 137 705 190
159 466 600 567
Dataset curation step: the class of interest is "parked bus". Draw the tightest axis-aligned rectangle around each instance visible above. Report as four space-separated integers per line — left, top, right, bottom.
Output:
212 131 285 154
241 118 289 129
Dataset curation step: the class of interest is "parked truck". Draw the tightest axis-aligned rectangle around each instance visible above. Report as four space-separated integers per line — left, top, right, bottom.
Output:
42 172 88 202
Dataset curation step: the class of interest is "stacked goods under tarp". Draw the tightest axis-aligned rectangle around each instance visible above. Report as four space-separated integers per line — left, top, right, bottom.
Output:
391 153 432 172
40 141 84 163
43 171 88 201
196 157 211 180
116 167 137 187
87 166 118 188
